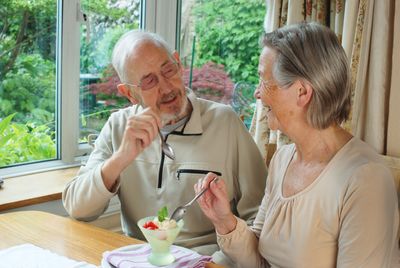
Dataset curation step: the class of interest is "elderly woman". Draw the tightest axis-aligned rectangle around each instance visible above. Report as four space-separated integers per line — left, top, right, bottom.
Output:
195 22 399 267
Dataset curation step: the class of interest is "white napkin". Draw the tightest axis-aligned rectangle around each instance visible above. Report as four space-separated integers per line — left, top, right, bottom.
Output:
103 244 212 268
0 243 97 268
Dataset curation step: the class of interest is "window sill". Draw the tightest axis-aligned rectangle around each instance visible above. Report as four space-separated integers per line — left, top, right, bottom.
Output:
0 167 79 212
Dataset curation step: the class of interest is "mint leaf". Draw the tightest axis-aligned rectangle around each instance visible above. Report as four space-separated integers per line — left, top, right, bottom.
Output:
158 206 168 222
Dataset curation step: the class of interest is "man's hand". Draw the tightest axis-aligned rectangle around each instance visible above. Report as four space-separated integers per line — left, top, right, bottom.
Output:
195 173 237 235
117 107 161 165
101 107 161 191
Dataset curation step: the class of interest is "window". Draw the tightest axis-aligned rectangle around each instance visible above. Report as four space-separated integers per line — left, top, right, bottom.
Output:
179 0 265 127
0 0 144 174
79 0 140 142
0 1 58 168
1 0 263 174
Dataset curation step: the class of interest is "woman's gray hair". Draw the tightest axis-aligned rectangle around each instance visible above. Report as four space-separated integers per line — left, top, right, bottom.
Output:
111 30 174 83
263 22 351 129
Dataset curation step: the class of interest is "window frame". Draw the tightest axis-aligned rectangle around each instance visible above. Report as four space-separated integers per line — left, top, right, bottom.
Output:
1 0 179 177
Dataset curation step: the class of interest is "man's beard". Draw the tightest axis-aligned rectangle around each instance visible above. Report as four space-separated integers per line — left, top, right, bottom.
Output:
160 94 189 126
135 88 191 126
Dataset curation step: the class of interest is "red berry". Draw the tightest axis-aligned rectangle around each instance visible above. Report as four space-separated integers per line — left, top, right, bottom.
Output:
143 221 159 230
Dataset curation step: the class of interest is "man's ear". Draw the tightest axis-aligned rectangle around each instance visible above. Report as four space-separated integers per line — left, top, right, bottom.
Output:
117 84 139 104
296 81 313 108
172 51 183 70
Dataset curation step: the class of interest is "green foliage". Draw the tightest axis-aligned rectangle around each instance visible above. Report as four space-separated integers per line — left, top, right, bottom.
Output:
80 25 134 74
0 0 264 164
0 113 56 167
0 0 55 13
0 0 56 74
0 0 56 130
0 0 137 144
0 113 16 144
80 0 140 74
78 0 140 140
0 53 55 125
81 0 138 21
193 0 265 85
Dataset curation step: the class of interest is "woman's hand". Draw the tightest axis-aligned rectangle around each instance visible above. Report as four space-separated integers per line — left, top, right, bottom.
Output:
195 173 237 235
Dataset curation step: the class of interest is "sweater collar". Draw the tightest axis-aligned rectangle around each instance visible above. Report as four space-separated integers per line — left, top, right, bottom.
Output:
178 89 203 135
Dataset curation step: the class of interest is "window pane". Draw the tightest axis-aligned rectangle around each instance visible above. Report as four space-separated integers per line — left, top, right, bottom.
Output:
180 0 265 128
0 1 57 168
79 0 141 142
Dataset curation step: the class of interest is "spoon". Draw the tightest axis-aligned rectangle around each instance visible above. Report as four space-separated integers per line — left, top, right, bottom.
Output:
159 129 175 160
170 177 219 222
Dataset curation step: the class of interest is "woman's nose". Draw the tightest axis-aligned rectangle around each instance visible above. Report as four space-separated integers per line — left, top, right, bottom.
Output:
254 84 261 99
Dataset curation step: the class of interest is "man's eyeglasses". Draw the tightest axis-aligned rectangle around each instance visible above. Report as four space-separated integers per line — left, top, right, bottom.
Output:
125 61 179 91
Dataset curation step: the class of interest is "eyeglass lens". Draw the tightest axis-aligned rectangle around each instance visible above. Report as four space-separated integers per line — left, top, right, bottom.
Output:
140 62 178 90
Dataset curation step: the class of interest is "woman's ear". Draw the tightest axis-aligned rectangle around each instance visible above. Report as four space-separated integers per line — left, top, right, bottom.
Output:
296 81 313 107
117 84 139 105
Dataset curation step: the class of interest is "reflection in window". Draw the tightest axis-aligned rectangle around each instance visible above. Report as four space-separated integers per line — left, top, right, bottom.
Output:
79 0 141 142
180 0 265 128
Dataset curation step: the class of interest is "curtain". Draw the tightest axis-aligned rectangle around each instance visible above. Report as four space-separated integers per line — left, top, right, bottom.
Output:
350 0 400 156
387 2 400 157
252 0 399 164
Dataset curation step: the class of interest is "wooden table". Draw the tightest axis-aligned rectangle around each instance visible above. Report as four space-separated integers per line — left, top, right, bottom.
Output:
0 210 223 267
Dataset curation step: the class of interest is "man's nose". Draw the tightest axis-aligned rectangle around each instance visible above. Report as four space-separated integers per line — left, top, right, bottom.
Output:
158 76 173 94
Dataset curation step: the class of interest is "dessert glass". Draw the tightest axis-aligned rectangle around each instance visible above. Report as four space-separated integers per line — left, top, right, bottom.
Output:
137 216 184 266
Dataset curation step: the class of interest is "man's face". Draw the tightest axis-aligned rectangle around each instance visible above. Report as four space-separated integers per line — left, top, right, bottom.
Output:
124 41 188 124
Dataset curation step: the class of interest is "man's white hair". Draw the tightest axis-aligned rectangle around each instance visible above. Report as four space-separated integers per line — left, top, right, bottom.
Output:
111 30 173 84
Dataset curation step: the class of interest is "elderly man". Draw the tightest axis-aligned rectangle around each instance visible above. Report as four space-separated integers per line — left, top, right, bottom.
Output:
62 30 267 262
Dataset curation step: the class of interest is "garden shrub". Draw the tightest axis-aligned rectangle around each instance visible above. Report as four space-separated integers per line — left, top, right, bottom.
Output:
193 0 265 86
0 114 56 167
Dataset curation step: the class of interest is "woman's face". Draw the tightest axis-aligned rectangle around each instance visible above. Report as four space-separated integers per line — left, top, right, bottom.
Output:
254 47 297 132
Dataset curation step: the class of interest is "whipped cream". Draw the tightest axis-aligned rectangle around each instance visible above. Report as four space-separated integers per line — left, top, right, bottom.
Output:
153 217 177 230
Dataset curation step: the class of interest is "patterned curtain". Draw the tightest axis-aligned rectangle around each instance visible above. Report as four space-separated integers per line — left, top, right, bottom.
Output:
350 0 400 156
252 0 399 164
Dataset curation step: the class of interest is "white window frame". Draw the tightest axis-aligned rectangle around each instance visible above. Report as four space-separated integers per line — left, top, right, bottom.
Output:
0 0 180 178
144 0 179 48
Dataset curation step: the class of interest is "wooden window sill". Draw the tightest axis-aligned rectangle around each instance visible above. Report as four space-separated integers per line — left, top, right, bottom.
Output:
0 167 79 212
